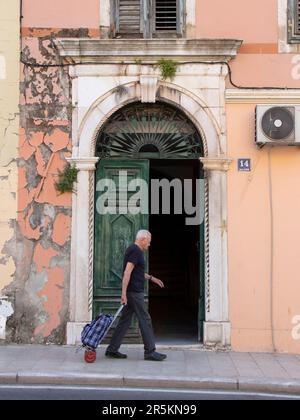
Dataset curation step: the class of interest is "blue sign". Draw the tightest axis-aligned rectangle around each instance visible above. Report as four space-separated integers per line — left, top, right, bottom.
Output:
238 159 251 172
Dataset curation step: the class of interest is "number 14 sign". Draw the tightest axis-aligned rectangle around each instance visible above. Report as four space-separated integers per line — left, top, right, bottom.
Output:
238 159 251 172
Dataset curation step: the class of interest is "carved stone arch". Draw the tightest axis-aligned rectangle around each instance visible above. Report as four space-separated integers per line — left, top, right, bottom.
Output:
78 81 223 159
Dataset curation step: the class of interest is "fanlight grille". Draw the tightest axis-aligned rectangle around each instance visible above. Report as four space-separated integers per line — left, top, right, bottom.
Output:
97 103 202 159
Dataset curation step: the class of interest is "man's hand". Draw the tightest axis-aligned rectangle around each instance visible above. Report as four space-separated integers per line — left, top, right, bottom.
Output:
152 277 165 289
121 294 128 306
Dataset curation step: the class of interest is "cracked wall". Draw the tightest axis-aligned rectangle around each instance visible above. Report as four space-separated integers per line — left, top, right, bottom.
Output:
0 1 19 299
8 31 73 344
2 11 100 343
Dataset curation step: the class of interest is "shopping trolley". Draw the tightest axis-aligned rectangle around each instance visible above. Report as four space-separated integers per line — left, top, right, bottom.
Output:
80 305 125 363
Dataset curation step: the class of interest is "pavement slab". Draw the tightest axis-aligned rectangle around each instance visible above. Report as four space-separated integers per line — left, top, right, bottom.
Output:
0 345 299 396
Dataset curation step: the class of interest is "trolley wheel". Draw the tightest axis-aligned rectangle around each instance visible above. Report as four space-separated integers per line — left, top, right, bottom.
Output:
84 349 97 364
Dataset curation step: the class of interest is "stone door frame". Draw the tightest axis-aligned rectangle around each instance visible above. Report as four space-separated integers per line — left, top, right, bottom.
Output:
66 78 232 347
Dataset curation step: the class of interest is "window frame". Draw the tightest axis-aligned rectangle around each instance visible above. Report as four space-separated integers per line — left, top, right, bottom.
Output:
152 0 185 38
110 0 186 39
288 0 300 43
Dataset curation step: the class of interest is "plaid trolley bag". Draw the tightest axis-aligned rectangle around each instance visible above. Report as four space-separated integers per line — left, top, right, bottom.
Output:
81 305 124 363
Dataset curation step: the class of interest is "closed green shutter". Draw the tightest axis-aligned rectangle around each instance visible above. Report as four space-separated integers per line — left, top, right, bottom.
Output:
177 0 185 37
119 0 142 35
111 0 142 37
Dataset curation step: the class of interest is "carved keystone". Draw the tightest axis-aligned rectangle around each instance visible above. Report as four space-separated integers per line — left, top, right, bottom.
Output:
140 76 159 103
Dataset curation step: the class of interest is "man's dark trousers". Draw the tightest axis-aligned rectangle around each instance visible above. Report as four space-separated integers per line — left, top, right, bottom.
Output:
107 292 156 355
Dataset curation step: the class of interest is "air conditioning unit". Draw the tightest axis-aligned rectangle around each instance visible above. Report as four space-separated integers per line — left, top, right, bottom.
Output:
255 105 300 147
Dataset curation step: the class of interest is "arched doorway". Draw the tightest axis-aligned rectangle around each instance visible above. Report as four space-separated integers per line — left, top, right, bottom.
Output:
93 102 205 344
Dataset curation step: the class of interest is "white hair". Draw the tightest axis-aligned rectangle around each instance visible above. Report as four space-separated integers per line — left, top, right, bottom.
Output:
136 230 151 241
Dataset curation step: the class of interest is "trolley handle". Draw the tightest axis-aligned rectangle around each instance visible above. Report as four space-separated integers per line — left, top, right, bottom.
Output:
99 304 125 345
113 304 125 323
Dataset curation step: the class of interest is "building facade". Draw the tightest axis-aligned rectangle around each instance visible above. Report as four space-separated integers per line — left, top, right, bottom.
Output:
1 0 300 353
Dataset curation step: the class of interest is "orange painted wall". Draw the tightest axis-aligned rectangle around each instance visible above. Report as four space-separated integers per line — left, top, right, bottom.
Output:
22 0 100 28
227 104 300 354
228 54 300 89
196 0 278 43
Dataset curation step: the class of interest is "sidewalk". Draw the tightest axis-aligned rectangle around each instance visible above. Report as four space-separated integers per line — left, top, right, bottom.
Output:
0 344 300 396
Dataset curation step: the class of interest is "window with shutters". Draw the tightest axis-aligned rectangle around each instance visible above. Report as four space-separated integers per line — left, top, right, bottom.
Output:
110 0 186 39
288 0 300 43
155 0 178 32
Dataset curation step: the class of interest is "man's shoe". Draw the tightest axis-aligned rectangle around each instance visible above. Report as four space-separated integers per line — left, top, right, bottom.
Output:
144 352 167 362
105 350 127 359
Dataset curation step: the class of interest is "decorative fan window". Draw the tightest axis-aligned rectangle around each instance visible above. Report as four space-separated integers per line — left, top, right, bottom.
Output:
288 0 300 43
96 103 202 159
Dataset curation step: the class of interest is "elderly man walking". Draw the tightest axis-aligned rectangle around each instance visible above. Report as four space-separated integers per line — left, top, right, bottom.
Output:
106 230 167 362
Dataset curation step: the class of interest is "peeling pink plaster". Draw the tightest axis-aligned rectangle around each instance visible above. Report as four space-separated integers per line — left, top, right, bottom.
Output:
33 243 58 273
35 152 72 207
44 129 70 152
19 142 36 161
18 166 35 212
18 207 42 241
18 188 37 213
52 214 71 246
19 128 26 147
24 67 68 105
33 119 69 127
35 147 47 177
19 167 28 190
23 38 46 64
19 128 36 161
34 266 65 337
29 131 44 148
18 167 36 213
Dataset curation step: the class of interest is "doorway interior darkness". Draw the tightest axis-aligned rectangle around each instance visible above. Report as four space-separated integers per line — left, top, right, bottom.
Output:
149 160 202 344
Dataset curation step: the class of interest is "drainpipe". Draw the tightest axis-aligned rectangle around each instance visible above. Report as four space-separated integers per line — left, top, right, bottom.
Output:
0 297 14 340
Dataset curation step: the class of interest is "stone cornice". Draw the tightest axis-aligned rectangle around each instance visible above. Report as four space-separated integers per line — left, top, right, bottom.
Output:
54 38 243 64
200 157 233 172
66 157 99 171
226 89 300 104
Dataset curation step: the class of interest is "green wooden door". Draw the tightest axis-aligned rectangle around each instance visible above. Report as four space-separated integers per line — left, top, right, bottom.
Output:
93 160 149 341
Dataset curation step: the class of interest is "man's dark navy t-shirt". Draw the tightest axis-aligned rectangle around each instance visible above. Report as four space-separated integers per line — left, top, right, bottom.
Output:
123 244 145 293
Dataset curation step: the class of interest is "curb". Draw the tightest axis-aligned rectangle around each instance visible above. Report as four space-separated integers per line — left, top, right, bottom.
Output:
0 373 17 385
1 372 300 396
123 375 237 391
238 378 300 395
17 371 124 387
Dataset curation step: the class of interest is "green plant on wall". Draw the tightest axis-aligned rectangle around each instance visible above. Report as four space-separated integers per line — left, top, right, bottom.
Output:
157 59 178 81
55 164 78 194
